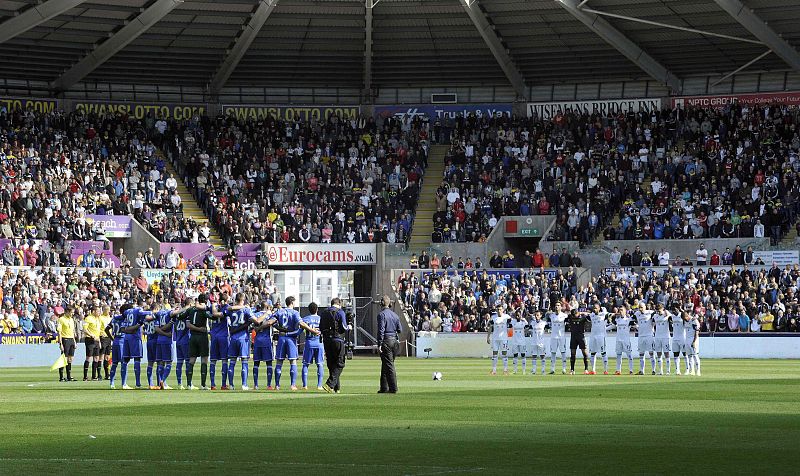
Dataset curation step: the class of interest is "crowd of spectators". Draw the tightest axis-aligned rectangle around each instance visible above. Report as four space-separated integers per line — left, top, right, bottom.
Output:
408 247 582 270
0 265 274 336
397 263 800 334
163 112 428 249
431 102 800 245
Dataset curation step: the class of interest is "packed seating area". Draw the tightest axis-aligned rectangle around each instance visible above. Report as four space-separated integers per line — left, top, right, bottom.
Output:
433 103 800 244
162 113 428 248
398 264 800 333
0 266 274 335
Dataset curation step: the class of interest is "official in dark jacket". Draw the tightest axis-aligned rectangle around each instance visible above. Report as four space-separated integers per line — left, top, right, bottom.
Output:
320 297 348 393
377 296 402 393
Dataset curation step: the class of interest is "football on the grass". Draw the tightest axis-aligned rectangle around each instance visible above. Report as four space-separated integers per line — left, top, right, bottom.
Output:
433 372 443 381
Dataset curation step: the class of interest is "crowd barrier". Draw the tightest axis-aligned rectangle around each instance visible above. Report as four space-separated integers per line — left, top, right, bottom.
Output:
415 332 800 359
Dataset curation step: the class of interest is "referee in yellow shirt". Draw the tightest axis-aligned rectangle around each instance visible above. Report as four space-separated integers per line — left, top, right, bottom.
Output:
56 307 77 382
100 305 113 380
83 306 104 381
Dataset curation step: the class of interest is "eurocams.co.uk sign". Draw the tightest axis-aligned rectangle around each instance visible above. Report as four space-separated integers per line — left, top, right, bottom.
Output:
222 104 360 121
527 98 662 120
266 244 376 266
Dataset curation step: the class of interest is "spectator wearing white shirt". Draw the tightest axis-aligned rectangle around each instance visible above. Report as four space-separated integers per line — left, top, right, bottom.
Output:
657 249 670 266
695 243 708 266
754 219 765 238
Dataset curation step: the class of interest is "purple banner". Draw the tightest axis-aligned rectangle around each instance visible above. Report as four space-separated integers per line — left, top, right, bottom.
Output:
159 243 261 269
0 239 118 267
86 215 132 238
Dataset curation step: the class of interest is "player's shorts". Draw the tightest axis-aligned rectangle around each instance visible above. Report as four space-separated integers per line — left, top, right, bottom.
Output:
112 339 124 363
672 338 685 353
654 337 671 353
491 338 510 353
550 336 566 354
511 342 527 355
528 336 545 355
122 337 143 359
176 342 189 361
100 337 112 355
253 344 274 362
61 338 76 357
189 334 209 358
637 336 654 353
85 337 100 357
302 344 325 365
615 340 632 354
569 334 587 350
686 339 699 356
589 335 606 354
275 336 299 360
156 341 173 361
146 337 158 362
228 336 250 359
210 334 229 361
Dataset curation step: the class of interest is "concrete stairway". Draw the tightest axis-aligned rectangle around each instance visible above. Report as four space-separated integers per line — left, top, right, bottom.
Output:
408 144 448 252
592 175 652 246
162 160 225 248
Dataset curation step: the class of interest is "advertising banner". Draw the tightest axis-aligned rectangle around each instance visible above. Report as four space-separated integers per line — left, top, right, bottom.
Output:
753 250 799 266
526 98 662 120
86 215 132 238
266 243 376 266
139 268 267 285
159 243 261 268
0 97 59 113
221 104 360 121
73 101 206 120
0 334 53 345
670 91 800 109
375 103 511 121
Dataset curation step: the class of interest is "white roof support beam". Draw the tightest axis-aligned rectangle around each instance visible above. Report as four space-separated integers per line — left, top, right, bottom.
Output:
713 0 800 72
557 0 683 93
363 0 374 102
460 0 528 101
209 0 279 96
52 0 184 92
0 0 88 44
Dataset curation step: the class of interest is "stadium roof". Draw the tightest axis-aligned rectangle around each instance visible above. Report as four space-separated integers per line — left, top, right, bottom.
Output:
1 0 799 98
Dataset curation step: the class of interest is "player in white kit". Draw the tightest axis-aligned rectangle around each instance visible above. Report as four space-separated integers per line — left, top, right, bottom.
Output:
527 311 547 375
634 303 656 375
546 302 568 374
684 312 701 376
652 304 673 375
487 303 511 375
510 310 528 374
613 306 635 374
672 310 688 375
588 303 611 375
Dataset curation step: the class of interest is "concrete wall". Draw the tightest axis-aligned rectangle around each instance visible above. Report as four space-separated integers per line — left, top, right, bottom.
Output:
121 219 160 267
415 332 800 359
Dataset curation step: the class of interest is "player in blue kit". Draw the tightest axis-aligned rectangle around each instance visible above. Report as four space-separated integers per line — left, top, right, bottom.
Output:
173 297 192 389
154 302 189 389
252 302 276 390
209 296 231 390
104 312 126 389
143 315 159 389
301 302 324 390
225 293 255 390
274 296 319 391
121 298 154 389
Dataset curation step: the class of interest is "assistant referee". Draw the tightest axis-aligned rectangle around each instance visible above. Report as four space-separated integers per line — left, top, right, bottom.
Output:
57 306 77 382
377 296 401 394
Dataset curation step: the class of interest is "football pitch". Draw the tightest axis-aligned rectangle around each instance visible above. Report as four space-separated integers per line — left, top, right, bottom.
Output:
1 358 798 475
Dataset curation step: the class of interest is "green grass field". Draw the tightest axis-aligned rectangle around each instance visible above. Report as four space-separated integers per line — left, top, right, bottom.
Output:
1 358 799 475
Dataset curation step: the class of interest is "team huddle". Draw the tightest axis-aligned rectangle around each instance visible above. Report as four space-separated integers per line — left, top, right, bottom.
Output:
104 293 326 391
488 301 702 376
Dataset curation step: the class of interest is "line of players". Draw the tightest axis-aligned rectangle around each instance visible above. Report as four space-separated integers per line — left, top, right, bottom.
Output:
104 292 325 391
488 301 702 376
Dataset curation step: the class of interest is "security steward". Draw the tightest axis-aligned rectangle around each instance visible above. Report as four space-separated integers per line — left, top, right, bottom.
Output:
377 296 401 394
320 297 348 394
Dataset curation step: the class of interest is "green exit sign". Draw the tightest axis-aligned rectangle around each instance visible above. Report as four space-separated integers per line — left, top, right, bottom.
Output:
520 228 539 236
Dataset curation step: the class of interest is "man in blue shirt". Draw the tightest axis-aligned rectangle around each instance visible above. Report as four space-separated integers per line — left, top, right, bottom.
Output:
209 297 231 390
274 296 302 391
121 298 154 389
143 312 160 389
377 296 402 394
173 298 191 389
104 312 126 389
320 297 349 393
252 302 276 390
301 302 324 390
154 302 189 390
225 293 255 390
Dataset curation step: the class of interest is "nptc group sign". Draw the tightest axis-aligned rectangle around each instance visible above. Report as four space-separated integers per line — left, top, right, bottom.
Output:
670 91 800 109
266 244 377 266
